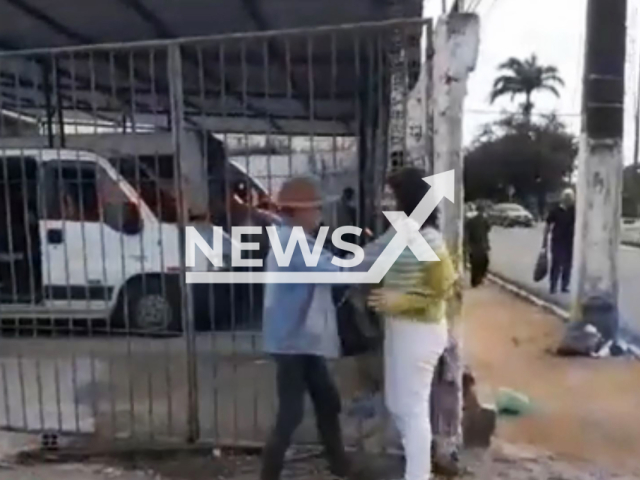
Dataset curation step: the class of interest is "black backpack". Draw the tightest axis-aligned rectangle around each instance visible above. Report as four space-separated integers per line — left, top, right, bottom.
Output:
333 284 383 357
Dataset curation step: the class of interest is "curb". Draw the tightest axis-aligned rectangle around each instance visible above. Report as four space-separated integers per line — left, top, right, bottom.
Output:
486 273 640 359
486 273 569 321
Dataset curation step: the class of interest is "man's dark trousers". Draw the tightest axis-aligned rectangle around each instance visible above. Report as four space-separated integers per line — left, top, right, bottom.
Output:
550 242 572 293
261 354 349 480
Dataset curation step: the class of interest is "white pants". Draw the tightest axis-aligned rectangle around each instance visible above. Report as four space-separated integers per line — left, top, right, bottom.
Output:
385 318 448 480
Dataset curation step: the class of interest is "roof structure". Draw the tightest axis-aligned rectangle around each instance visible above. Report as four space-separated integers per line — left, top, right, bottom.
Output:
0 0 427 136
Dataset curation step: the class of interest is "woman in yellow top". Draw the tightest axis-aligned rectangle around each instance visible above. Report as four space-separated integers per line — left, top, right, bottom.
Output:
364 167 457 480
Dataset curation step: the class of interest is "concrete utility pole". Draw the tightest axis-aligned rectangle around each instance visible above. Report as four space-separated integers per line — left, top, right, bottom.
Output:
571 0 627 340
431 12 479 468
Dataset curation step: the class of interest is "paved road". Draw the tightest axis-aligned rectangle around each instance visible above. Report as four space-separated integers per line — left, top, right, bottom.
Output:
489 224 640 338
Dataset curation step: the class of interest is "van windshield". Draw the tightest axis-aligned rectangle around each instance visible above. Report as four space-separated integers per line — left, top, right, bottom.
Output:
111 156 178 224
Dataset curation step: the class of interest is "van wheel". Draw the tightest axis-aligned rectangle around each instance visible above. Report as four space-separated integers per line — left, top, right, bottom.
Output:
123 280 181 335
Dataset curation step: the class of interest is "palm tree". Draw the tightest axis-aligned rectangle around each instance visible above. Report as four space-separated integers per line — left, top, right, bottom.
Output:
490 54 564 120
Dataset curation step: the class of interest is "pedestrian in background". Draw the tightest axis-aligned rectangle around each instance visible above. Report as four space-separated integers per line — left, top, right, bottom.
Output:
543 188 576 294
261 177 350 480
465 203 491 287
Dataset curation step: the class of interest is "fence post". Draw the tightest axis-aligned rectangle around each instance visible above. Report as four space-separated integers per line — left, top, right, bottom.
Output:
167 44 200 443
431 13 479 468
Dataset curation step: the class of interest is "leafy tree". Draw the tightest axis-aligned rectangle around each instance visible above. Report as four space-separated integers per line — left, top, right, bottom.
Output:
464 114 577 216
490 55 565 120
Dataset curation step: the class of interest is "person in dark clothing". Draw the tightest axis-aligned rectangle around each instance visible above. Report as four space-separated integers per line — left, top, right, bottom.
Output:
465 204 491 287
544 189 576 294
261 177 350 480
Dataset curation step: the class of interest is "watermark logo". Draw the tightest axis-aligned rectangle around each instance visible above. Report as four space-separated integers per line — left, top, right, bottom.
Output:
185 170 454 284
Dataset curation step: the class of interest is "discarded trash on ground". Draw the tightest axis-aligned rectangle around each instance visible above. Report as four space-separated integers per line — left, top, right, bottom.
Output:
495 388 533 417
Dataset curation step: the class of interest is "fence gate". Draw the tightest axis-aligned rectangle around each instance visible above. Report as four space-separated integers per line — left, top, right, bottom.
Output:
0 18 433 447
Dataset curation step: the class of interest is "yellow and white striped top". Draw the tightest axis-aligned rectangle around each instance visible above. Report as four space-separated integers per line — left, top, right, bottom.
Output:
368 226 457 322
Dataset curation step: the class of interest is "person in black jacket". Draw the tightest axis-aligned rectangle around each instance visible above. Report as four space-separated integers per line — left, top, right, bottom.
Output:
465 204 491 287
543 189 576 294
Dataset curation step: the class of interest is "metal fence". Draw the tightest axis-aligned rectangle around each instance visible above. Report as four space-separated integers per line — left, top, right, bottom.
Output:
0 18 433 446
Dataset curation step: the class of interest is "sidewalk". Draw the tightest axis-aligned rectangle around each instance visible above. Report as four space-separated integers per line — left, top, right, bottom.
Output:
2 284 640 479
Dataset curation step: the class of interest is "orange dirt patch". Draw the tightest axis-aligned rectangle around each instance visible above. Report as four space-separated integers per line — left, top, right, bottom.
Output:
463 284 640 474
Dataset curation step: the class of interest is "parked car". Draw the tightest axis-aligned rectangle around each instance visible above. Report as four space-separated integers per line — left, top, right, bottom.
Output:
487 203 535 228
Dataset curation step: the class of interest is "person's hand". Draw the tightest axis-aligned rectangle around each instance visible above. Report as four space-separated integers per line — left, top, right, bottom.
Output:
367 288 404 311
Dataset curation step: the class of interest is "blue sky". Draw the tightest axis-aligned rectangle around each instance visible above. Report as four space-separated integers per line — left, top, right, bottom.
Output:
425 0 640 163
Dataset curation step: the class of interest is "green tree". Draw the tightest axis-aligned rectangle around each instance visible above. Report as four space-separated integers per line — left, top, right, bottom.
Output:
490 55 565 120
464 114 577 216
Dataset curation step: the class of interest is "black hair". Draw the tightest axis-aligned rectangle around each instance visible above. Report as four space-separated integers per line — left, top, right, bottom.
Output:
343 187 355 200
387 166 439 228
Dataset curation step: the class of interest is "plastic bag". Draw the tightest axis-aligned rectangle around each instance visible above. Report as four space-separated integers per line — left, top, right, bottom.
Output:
533 247 548 282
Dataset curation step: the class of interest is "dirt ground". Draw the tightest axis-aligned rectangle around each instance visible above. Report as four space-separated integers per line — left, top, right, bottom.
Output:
2 283 640 479
463 285 640 476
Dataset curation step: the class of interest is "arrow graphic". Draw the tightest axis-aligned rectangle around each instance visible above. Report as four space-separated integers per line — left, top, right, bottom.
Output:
186 169 455 284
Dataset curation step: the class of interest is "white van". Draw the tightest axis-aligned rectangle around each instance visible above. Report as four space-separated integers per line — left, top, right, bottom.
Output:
0 146 267 333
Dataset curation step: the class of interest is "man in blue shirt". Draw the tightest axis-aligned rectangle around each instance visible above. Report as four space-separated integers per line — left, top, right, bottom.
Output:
261 177 350 480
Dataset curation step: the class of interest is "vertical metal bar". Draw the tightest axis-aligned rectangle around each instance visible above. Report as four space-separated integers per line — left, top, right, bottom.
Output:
0 103 18 306
107 51 120 436
35 358 44 430
117 49 137 439
307 36 316 168
402 27 409 166
0 57 20 324
53 357 62 431
239 38 259 440
1 363 11 427
217 41 231 441
375 33 387 234
69 53 91 311
330 33 338 204
284 38 293 179
354 34 364 229
39 58 56 339
196 44 217 441
42 60 55 148
263 42 274 197
53 58 66 148
147 47 166 440
88 50 110 435
128 49 152 438
425 21 435 173
218 41 237 443
149 48 173 438
366 34 377 220
15 58 37 308
167 44 199 443
68 52 86 434
16 354 27 429
9 59 34 429
50 58 72 311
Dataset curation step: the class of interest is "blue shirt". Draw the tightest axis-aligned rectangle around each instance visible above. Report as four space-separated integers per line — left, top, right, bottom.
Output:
262 223 344 357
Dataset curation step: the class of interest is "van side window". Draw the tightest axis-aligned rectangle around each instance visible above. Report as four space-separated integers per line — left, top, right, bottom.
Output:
42 161 137 233
111 156 178 223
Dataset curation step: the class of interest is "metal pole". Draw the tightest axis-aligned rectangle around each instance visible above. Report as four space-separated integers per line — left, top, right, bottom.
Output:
42 60 54 147
167 44 200 443
53 57 65 148
570 0 626 341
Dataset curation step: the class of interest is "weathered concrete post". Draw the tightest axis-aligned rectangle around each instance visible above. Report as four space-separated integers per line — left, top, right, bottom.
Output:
569 0 626 344
431 13 479 466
